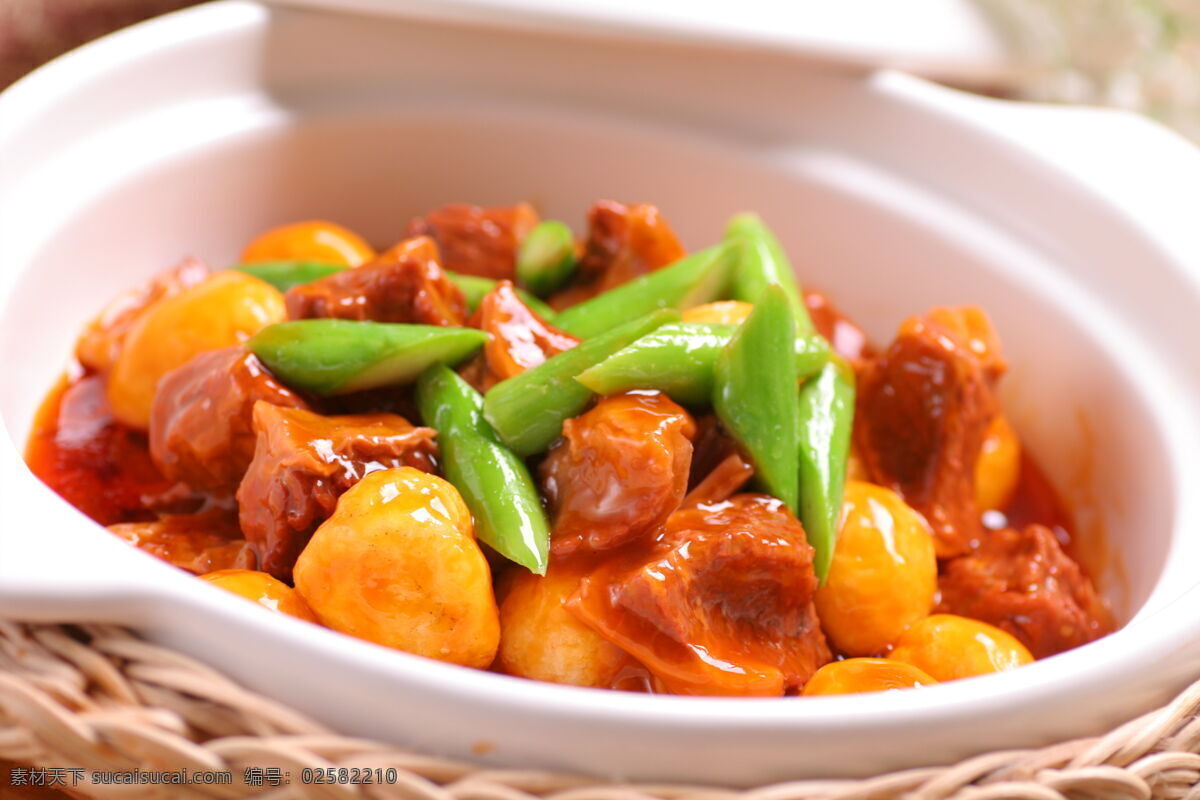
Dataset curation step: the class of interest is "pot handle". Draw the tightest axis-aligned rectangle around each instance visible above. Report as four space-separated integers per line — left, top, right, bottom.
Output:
0 451 183 621
876 71 1200 278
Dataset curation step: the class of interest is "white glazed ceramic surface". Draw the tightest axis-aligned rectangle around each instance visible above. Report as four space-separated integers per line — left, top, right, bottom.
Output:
1 1 1200 785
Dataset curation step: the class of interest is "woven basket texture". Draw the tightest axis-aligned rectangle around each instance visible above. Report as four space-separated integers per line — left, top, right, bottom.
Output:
1 621 1199 800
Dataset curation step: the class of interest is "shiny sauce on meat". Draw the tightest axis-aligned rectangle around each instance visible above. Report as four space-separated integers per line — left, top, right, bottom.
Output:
991 452 1080 563
26 370 180 525
28 371 1085 568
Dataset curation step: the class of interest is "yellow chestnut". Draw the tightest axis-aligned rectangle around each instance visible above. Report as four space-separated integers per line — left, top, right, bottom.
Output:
106 271 285 428
200 569 318 622
975 414 1021 511
889 614 1034 681
681 300 754 326
802 658 936 696
814 481 937 656
241 220 375 267
846 443 868 483
497 563 635 688
293 468 499 668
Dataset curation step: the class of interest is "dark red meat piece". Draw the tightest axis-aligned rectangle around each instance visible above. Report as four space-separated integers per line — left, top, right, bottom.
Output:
540 392 695 558
405 202 539 280
237 402 438 580
939 524 1113 657
569 494 831 695
285 236 466 325
149 347 308 492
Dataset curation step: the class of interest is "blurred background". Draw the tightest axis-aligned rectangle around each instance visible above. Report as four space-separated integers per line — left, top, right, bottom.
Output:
1 0 1198 142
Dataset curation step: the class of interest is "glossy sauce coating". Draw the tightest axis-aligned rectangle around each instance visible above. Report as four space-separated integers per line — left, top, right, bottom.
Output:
939 524 1113 657
150 346 309 492
998 452 1078 551
26 201 1113 697
570 494 831 696
237 402 439 581
405 203 539 280
550 200 685 309
109 510 254 574
855 309 1000 557
461 280 578 392
27 374 180 525
285 236 466 326
541 392 696 558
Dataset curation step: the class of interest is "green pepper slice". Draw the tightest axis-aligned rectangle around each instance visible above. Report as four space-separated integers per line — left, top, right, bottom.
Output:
249 319 486 395
713 285 801 514
234 260 347 292
553 242 735 338
417 364 551 574
576 322 830 406
725 213 815 334
446 271 557 319
483 309 678 456
797 359 855 584
517 220 577 297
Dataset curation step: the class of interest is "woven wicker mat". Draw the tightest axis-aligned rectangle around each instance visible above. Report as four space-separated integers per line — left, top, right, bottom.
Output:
1 622 1199 800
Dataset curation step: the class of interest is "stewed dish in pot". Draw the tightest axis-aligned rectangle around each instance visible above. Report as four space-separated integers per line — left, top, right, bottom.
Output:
26 200 1114 696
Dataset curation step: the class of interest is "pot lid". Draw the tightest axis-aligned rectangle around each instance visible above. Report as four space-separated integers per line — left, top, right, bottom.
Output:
265 0 1020 86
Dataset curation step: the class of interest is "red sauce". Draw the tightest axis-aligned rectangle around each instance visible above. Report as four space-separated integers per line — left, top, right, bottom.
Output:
994 452 1080 561
25 371 178 525
805 288 873 363
26 371 1083 566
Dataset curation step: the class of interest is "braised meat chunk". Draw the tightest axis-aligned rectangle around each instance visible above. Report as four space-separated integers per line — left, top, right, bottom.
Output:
549 200 685 309
939 525 1113 657
459 281 578 392
405 202 539 280
570 494 831 695
109 509 254 574
541 392 695 557
237 402 438 580
150 347 308 492
285 236 466 325
855 309 1002 557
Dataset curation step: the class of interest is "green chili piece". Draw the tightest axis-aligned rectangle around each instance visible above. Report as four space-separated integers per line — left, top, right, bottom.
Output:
517 220 577 297
577 323 734 406
797 359 856 584
713 285 801 514
483 309 679 456
576 322 830 406
234 260 347 292
552 241 735 338
417 364 550 574
445 271 557 319
249 319 486 396
724 213 815 334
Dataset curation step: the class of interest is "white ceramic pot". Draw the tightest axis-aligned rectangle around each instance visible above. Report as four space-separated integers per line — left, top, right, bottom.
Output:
1 1 1199 785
